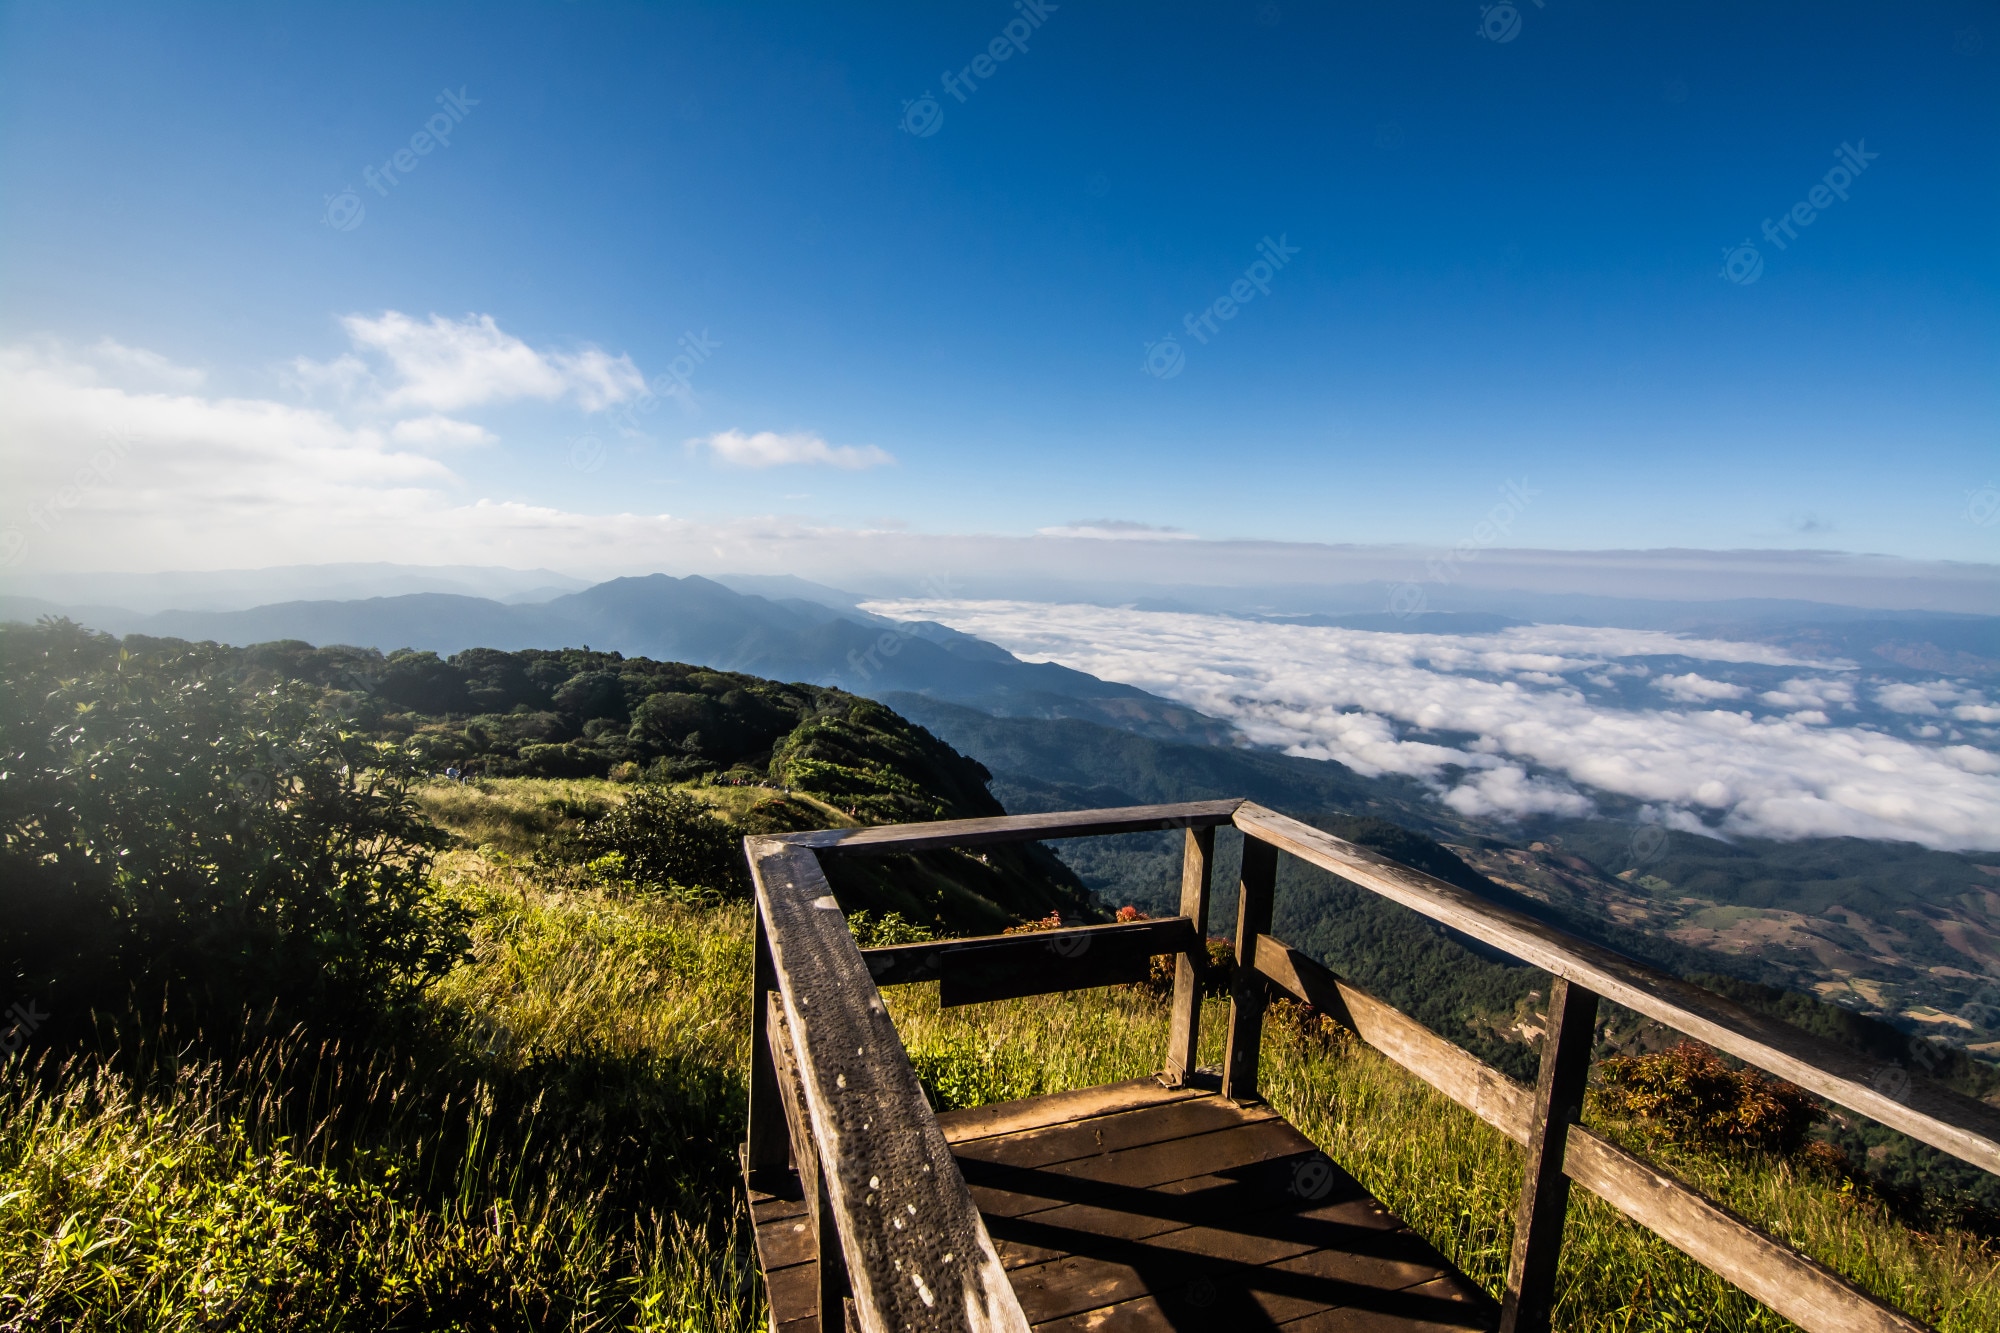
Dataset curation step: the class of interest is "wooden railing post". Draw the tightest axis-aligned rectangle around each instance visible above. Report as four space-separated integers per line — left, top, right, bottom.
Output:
1221 834 1279 1101
1163 825 1215 1086
765 993 852 1330
746 905 789 1177
1500 976 1600 1333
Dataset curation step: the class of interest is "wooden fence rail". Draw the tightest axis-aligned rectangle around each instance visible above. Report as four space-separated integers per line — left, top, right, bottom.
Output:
745 798 1999 1333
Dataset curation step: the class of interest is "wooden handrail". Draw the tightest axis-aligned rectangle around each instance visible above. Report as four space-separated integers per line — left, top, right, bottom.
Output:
745 836 1030 1332
779 798 1244 855
1229 801 2000 1178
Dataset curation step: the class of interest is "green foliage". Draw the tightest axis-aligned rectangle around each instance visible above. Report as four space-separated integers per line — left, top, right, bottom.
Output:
542 784 747 901
1593 1041 1824 1156
844 909 935 947
906 1035 1042 1112
0 619 466 1028
771 695 1000 825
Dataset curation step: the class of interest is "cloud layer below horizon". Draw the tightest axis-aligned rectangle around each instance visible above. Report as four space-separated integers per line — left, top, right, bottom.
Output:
865 599 2000 852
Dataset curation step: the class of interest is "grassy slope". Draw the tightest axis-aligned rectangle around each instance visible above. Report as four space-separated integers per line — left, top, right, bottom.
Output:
5 779 1995 1331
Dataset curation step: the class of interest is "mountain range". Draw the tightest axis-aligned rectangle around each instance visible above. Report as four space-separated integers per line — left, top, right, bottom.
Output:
0 574 1232 744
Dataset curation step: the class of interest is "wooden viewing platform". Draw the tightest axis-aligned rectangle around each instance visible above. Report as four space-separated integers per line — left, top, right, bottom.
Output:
741 800 2000 1333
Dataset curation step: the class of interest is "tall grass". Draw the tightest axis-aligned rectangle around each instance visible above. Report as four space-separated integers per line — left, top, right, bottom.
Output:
0 844 764 1332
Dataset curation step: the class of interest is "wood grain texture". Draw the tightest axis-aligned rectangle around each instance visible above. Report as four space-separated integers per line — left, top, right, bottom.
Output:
782 800 1246 856
1498 978 1597 1333
748 911 791 1176
1563 1127 1930 1333
857 918 1198 1007
1232 803 2000 1178
935 1077 1206 1147
766 993 851 1327
1165 826 1217 1086
1252 935 1535 1143
1222 837 1279 1102
945 1086 1495 1330
749 837 1031 1333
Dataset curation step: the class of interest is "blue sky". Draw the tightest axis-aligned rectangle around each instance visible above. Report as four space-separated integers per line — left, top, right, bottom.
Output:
1 0 1996 579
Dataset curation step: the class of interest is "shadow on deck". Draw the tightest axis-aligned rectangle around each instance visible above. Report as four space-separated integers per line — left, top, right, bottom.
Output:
752 1077 1495 1332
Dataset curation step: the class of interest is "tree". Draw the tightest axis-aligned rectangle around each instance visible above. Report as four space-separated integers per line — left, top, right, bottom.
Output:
0 620 467 1032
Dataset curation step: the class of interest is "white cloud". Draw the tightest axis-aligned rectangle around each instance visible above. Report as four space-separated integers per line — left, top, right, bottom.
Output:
87 338 206 390
1759 677 1856 711
862 599 2000 851
1874 679 1996 720
0 341 457 567
293 312 645 412
1653 672 1749 703
1035 520 1198 540
691 429 894 470
390 414 498 448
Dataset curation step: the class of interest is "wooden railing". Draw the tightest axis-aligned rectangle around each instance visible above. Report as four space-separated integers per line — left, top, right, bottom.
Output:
743 799 2000 1333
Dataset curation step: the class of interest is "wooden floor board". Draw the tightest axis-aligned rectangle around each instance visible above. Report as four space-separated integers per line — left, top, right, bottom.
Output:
749 1085 1496 1332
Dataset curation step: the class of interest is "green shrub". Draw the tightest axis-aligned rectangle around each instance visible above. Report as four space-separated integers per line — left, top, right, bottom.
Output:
541 785 747 901
0 620 467 1030
844 909 935 947
1593 1041 1822 1156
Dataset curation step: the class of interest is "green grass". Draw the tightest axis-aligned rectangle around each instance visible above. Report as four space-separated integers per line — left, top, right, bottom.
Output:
6 778 1996 1331
1 840 765 1332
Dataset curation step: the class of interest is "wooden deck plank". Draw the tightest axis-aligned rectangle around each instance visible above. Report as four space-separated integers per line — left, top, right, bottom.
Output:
940 1087 1494 1331
951 1096 1281 1170
937 1076 1205 1145
756 1083 1495 1331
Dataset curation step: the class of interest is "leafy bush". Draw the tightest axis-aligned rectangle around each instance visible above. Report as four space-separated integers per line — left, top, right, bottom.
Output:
1593 1040 1823 1156
544 785 748 901
0 620 466 1029
844 909 935 947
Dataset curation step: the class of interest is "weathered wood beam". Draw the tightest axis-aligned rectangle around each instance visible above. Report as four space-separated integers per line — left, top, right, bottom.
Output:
1163 826 1216 1086
1222 833 1279 1101
1253 933 1533 1138
782 799 1245 856
747 837 1030 1333
1232 802 2000 1178
746 910 790 1178
1562 1127 1930 1333
767 993 851 1328
1499 977 1598 1333
860 916 1196 1007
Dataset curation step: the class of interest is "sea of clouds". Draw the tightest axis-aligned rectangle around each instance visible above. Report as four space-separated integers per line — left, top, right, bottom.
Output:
863 600 2000 853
